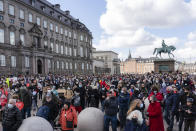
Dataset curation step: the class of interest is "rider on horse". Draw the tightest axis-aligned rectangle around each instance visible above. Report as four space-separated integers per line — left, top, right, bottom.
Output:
162 40 168 52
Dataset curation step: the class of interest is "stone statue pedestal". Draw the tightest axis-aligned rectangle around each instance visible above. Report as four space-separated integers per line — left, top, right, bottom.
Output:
154 59 175 73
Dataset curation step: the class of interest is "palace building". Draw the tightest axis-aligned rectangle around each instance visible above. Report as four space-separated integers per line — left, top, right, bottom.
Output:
0 0 93 75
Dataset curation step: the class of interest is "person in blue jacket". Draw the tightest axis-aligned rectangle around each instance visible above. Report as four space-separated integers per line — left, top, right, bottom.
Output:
118 87 130 130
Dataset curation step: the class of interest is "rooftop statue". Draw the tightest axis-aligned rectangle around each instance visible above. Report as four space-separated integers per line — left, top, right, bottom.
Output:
153 40 176 58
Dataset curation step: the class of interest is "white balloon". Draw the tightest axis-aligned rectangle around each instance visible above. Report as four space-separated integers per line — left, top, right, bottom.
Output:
78 107 104 131
18 116 53 131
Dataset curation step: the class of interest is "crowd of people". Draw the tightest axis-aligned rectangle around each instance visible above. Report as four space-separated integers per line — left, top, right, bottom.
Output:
0 72 195 131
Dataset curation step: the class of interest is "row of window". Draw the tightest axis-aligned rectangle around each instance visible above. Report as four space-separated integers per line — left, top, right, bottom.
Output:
0 55 29 67
0 28 24 45
48 60 91 70
0 28 89 57
46 41 88 57
0 55 91 70
0 1 91 42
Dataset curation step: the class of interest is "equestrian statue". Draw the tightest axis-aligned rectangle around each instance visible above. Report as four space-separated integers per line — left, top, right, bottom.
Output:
153 40 176 58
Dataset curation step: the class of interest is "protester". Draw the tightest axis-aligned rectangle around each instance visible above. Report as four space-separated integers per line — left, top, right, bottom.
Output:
103 90 118 131
118 87 130 130
37 80 43 100
18 82 32 119
89 84 99 108
42 93 59 126
179 86 196 131
59 101 77 131
182 98 196 131
0 72 195 131
125 99 147 131
2 99 22 131
147 95 164 131
72 89 82 113
64 87 74 102
13 95 24 111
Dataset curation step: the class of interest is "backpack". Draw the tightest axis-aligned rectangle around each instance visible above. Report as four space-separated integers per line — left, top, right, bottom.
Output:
36 105 50 120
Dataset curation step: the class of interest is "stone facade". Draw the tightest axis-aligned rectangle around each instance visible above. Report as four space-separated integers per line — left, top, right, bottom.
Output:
92 48 120 74
0 0 93 75
175 62 196 74
120 58 155 74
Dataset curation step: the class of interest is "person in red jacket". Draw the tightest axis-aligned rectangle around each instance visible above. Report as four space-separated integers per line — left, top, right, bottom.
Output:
59 101 77 131
148 86 163 102
147 95 164 131
0 94 7 109
13 95 24 111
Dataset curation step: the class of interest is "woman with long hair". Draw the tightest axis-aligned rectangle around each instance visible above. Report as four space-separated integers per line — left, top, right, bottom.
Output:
125 99 148 131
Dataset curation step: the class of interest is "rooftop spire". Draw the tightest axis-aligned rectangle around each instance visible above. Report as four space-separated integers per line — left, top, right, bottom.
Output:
128 49 132 59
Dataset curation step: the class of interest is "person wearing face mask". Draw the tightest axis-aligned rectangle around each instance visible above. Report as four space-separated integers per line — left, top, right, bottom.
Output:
125 99 147 131
72 90 82 113
140 83 148 98
147 95 164 131
75 82 86 110
99 85 107 111
18 83 32 119
42 93 59 127
59 101 77 131
51 86 59 98
178 86 196 131
181 98 196 131
118 87 130 130
163 86 174 131
2 99 22 131
148 86 163 103
165 86 180 131
103 90 118 131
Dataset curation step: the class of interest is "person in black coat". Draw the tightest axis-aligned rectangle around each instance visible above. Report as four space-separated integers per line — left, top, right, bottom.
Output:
182 98 196 131
178 86 196 131
103 90 118 131
42 93 59 127
164 87 174 130
2 99 22 131
118 87 130 129
18 86 32 119
77 82 86 110
89 86 99 108
166 86 180 131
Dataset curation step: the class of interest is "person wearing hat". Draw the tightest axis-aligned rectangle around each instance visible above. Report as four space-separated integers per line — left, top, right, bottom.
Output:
178 86 196 131
182 98 196 131
59 101 77 131
42 93 59 127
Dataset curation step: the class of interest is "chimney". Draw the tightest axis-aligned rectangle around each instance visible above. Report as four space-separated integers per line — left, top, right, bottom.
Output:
65 10 70 15
55 4 60 9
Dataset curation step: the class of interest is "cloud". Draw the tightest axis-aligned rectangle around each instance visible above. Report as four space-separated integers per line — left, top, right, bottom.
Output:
97 0 196 61
174 31 196 61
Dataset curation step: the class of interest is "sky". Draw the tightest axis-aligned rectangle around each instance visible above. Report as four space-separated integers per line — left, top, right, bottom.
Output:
48 0 196 63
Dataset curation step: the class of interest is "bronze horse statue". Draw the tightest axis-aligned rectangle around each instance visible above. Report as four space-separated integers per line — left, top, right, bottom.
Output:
153 45 176 58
